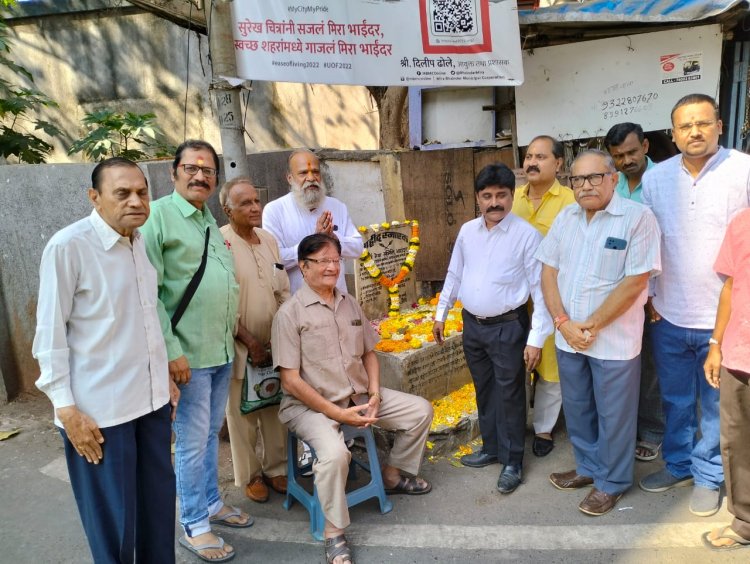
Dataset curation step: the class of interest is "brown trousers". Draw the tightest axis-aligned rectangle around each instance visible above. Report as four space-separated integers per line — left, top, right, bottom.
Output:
720 367 750 540
226 378 288 487
287 387 433 529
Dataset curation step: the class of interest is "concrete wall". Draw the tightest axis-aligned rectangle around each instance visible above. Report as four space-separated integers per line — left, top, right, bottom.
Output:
0 163 95 401
1 1 379 163
0 151 387 399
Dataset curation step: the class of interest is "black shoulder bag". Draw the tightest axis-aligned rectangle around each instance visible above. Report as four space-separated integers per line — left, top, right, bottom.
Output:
170 226 210 331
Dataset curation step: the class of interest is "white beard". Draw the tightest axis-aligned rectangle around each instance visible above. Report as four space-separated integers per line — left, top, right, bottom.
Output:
291 179 327 209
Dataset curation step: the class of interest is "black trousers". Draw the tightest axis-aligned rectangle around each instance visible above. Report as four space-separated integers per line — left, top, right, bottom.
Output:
61 403 176 564
461 308 529 466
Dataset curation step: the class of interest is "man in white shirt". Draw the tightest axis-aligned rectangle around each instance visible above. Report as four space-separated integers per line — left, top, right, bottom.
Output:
262 149 363 294
33 158 179 563
536 150 661 516
603 122 663 463
433 163 553 494
640 93 750 517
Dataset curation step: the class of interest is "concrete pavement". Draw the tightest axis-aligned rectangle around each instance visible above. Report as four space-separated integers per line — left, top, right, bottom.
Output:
0 394 745 563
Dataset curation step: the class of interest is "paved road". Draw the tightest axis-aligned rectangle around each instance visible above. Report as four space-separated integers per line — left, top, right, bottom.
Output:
0 395 745 563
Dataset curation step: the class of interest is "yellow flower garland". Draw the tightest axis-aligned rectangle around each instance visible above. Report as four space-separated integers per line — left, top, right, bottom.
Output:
358 220 420 317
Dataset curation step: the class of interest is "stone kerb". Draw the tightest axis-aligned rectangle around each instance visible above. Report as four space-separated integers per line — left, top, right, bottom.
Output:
375 334 471 402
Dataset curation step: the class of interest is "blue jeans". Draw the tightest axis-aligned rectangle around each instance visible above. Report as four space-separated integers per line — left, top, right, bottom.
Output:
638 321 664 445
174 362 233 536
650 317 722 488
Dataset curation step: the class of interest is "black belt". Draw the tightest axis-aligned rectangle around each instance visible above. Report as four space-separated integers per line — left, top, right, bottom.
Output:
463 305 525 326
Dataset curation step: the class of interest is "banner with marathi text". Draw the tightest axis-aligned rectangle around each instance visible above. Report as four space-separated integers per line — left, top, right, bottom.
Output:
230 0 523 86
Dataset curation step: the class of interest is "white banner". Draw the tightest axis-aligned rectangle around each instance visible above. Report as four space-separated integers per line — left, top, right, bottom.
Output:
230 0 523 86
515 25 722 146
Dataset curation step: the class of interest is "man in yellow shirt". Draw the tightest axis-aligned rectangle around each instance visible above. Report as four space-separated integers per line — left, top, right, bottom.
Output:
513 135 576 457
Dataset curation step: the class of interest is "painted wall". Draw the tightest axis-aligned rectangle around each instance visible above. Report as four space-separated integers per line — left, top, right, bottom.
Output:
0 151 386 400
1 2 379 163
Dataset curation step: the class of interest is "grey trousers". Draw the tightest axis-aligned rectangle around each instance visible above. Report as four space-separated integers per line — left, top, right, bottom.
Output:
557 349 640 495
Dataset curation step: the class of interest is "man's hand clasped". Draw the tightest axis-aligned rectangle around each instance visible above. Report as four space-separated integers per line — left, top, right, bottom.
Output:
316 210 335 236
559 319 596 352
337 401 379 428
57 405 104 464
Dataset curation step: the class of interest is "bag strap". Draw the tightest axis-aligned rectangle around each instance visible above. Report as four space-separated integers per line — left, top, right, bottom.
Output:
171 226 210 331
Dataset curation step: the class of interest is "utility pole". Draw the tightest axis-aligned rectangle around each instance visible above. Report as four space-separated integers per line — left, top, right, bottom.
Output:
208 0 250 180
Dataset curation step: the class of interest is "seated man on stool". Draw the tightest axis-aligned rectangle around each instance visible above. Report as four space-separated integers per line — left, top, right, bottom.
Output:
272 233 433 564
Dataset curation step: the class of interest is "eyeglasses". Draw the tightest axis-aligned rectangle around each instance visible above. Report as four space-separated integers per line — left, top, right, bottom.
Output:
179 164 218 177
674 120 717 134
569 172 613 189
305 257 343 266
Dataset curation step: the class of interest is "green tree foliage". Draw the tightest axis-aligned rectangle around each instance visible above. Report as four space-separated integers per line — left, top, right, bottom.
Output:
68 109 175 162
0 4 61 163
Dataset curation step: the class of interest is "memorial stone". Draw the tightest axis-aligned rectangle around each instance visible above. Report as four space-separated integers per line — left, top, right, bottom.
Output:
354 223 417 321
376 334 472 402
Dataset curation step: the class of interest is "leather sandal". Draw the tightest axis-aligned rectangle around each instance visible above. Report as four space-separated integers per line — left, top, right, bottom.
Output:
385 476 432 495
324 534 354 564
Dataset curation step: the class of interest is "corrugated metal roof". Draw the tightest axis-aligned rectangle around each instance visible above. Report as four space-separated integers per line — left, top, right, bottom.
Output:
519 0 748 24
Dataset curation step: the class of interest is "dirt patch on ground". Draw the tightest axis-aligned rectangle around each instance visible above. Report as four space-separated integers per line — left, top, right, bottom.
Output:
0 392 55 435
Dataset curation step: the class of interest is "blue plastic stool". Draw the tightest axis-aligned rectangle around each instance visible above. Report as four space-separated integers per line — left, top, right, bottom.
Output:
283 425 393 540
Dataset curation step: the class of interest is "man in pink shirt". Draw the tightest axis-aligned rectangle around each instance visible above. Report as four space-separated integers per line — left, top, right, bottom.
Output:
702 208 750 551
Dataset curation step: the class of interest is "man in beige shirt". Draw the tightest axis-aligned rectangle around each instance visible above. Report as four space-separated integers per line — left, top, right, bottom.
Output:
272 233 433 564
220 177 291 503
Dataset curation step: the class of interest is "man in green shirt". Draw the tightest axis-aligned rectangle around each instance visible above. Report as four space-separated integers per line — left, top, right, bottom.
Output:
141 140 247 562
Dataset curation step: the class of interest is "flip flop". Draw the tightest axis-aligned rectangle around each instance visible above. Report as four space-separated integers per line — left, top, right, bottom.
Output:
385 476 432 495
635 441 661 462
178 535 236 562
209 506 254 528
701 526 750 551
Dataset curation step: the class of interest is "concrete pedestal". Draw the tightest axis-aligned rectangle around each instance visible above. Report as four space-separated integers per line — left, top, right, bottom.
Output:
375 333 471 402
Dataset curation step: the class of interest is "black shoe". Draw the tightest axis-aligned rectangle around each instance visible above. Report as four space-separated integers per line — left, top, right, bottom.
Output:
533 436 555 457
497 464 523 494
460 451 499 468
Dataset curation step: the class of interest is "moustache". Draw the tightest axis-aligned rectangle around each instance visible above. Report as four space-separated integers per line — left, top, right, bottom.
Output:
525 165 540 174
486 206 505 213
189 180 210 189
303 182 320 190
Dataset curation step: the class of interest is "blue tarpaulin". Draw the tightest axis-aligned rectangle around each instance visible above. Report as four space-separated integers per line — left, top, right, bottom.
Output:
519 0 748 24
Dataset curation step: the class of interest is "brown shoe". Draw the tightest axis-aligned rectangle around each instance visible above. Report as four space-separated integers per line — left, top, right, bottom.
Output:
549 470 594 491
578 487 623 516
263 474 288 494
245 476 269 503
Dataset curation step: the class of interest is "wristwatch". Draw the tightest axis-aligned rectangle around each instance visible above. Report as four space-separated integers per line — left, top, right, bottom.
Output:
709 337 720 346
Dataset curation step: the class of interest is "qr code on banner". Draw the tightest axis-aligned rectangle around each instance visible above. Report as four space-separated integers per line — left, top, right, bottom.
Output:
430 0 478 35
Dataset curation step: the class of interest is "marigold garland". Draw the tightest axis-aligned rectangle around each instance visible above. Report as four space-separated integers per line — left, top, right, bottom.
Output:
358 220 420 317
